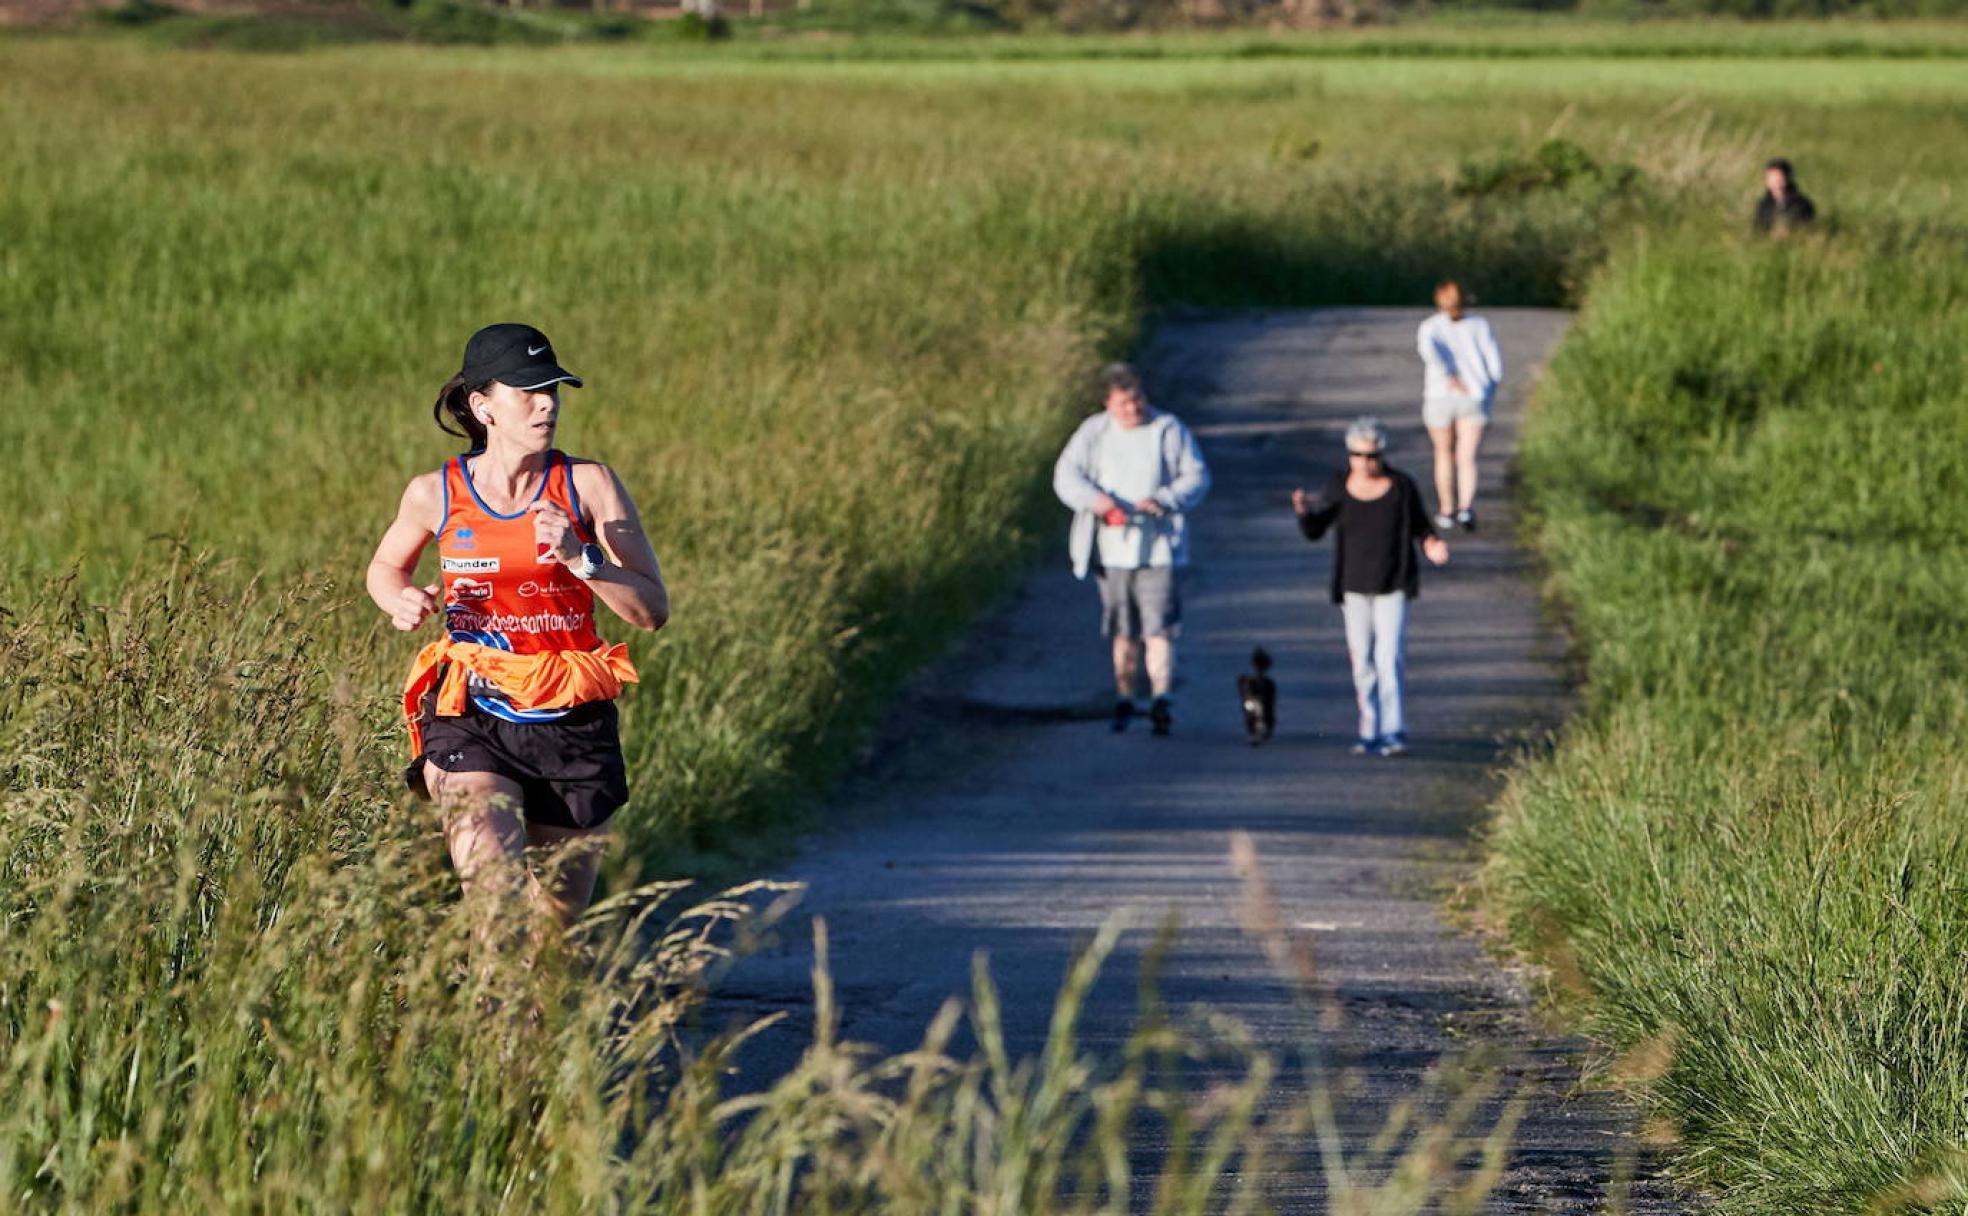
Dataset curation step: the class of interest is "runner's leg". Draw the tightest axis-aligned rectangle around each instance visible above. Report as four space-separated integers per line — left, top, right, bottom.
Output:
429 765 529 899
427 765 532 967
524 821 610 924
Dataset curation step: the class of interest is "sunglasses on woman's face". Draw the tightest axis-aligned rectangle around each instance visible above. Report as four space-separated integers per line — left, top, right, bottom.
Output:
1348 449 1384 460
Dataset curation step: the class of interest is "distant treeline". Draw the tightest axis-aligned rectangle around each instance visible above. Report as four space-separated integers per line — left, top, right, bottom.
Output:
66 0 1968 41
775 0 1968 31
1426 0 1968 18
995 0 1968 28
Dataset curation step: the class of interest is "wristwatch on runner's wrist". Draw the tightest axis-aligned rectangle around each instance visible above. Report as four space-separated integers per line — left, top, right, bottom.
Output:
570 542 605 581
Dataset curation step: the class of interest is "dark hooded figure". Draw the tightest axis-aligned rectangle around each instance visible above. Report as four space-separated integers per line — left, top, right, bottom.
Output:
1754 158 1817 236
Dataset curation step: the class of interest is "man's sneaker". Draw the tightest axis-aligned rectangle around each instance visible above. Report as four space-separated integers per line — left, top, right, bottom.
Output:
1149 697 1173 737
1349 738 1378 756
1111 700 1136 734
1433 512 1457 533
1456 508 1477 533
1375 734 1408 757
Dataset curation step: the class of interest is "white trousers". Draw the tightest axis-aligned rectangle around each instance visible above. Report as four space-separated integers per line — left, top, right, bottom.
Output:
1342 592 1408 742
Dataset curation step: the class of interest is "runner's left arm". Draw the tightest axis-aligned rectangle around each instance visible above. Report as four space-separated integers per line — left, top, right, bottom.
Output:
562 463 670 632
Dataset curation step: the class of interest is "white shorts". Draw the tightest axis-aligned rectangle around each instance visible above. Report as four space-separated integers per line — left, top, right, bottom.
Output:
1423 393 1491 430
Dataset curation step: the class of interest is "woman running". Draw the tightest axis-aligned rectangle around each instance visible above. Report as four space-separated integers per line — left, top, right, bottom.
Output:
366 323 669 927
1291 417 1448 757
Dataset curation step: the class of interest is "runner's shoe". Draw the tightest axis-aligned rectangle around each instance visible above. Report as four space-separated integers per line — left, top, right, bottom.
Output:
1111 700 1135 734
1456 509 1477 533
1149 697 1173 737
1433 512 1456 533
1375 734 1408 757
1349 738 1377 756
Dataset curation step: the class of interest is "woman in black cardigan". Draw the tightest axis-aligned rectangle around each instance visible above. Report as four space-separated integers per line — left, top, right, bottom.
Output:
1291 417 1449 756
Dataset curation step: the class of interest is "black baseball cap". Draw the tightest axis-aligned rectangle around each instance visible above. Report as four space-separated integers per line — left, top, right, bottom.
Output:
458 323 583 392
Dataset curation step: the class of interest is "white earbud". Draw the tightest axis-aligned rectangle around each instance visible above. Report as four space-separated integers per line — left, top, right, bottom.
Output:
475 410 490 425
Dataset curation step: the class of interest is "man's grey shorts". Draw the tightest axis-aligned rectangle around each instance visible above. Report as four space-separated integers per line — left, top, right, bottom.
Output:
1422 393 1492 430
1096 566 1181 639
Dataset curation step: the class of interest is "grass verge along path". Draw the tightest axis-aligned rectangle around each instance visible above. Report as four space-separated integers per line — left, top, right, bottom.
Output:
1486 230 1968 1212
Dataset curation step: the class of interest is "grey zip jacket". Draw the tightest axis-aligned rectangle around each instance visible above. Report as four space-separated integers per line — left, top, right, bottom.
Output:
1051 409 1211 581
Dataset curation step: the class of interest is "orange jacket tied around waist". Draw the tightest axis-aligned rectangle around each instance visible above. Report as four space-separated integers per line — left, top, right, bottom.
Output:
401 637 639 758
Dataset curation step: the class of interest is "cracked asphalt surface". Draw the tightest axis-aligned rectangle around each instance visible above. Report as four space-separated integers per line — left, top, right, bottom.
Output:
706 308 1690 1213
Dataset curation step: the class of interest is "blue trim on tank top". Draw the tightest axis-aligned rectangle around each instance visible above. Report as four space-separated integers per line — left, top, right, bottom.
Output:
460 448 551 520
434 458 454 541
562 453 587 537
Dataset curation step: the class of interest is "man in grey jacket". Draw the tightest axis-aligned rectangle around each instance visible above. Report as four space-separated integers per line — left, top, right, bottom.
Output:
1052 362 1211 736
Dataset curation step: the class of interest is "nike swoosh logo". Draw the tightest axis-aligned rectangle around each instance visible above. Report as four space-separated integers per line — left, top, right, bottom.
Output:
528 344 548 357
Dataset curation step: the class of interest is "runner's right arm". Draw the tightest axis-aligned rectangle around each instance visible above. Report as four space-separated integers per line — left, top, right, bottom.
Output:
366 472 444 632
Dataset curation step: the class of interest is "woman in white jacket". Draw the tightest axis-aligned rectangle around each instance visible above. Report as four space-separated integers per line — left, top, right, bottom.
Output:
1415 280 1502 533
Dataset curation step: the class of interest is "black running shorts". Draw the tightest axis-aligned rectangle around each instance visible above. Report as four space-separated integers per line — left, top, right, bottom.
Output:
405 695 629 831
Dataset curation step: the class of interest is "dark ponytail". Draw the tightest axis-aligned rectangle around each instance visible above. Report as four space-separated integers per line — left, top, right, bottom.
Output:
433 374 491 451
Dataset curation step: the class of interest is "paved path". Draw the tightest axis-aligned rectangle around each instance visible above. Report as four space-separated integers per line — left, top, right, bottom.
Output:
711 309 1685 1211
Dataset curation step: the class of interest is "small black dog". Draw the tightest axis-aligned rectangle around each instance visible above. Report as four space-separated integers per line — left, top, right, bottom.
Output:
1237 647 1277 746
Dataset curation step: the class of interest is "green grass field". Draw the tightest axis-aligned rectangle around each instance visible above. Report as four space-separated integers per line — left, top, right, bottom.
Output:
2 24 1965 1211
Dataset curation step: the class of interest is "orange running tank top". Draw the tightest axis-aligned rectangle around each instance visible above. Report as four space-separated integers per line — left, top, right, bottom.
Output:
435 450 603 722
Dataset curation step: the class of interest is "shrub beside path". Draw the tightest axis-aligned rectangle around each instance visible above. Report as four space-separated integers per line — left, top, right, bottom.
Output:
711 308 1687 1210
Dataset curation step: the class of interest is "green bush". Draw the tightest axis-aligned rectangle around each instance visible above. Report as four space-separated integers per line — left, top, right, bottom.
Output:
391 0 585 44
669 9 732 38
761 0 1004 35
90 0 179 27
1454 137 1643 202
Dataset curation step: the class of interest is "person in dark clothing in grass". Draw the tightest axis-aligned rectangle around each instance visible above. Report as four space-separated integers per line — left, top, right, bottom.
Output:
1753 158 1817 237
1291 416 1448 757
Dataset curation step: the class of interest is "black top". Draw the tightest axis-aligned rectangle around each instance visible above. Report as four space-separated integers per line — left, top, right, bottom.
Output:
1753 190 1816 233
1296 467 1437 604
1336 485 1401 595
